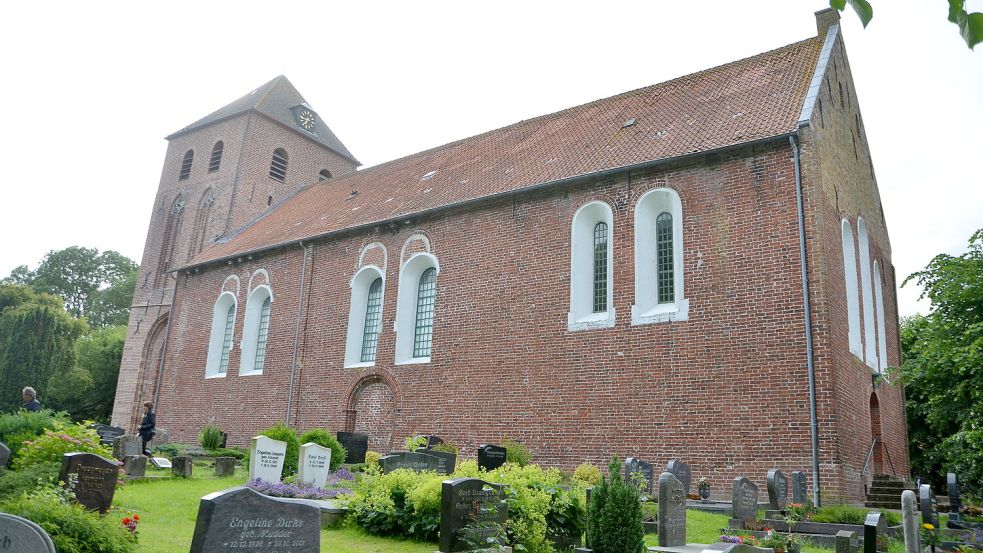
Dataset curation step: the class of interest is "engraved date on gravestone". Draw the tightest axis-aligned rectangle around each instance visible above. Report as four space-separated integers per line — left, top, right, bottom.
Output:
190 487 319 553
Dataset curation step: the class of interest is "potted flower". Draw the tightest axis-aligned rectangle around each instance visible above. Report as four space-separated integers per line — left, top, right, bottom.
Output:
698 477 711 500
759 530 802 553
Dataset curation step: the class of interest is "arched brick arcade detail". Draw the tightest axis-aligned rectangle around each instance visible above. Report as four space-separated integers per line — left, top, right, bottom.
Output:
343 370 402 454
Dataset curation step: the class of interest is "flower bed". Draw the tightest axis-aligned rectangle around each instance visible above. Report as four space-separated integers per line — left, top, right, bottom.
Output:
246 468 354 500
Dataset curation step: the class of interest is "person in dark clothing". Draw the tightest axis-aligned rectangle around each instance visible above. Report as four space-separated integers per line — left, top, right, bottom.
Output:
22 387 41 412
138 401 156 456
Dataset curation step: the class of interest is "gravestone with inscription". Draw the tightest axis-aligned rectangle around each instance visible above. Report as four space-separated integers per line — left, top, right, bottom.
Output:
947 473 961 522
123 455 147 477
379 451 442 473
416 448 455 474
173 456 193 478
297 443 331 488
624 457 654 497
150 456 172 469
658 472 687 547
59 452 119 514
113 435 142 459
0 441 9 468
249 436 287 483
439 477 508 553
732 477 759 521
791 471 807 504
215 457 237 477
767 469 788 510
864 512 888 553
919 484 939 528
836 530 859 553
478 444 507 471
336 432 368 464
666 459 693 495
0 512 56 553
190 486 320 553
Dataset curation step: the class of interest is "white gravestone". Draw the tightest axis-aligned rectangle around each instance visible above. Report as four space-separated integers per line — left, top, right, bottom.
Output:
248 436 287 484
297 442 332 488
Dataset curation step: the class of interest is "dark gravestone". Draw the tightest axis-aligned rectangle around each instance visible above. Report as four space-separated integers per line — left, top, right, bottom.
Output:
732 476 759 521
113 435 142 459
791 471 807 504
219 431 229 449
0 441 9 468
173 456 193 478
59 452 119 514
947 473 961 520
836 530 859 553
439 477 507 553
123 455 147 477
416 448 455 474
666 459 693 495
864 512 888 553
767 469 789 510
190 487 320 553
0 512 56 553
336 432 368 464
919 484 939 528
215 457 237 477
379 451 442 473
658 472 687 547
624 457 654 497
477 444 507 471
700 544 761 553
92 424 125 446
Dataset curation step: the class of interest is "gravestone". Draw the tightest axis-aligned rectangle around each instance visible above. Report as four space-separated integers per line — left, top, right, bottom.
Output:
767 469 789 510
699 544 760 553
416 447 455 474
658 472 687 547
666 459 693 495
732 476 759 521
249 435 287 483
113 435 142 459
864 511 888 553
173 456 193 478
439 477 508 553
189 486 320 553
219 431 229 449
215 457 236 477
150 456 172 469
919 484 939 528
379 451 442 473
0 512 56 553
901 490 920 553
836 530 859 553
0 441 9 468
478 444 507 471
336 432 368 464
624 457 654 497
947 473 961 520
298 443 331 488
791 471 807 504
123 455 147 477
59 452 119 514
92 424 125 446
148 428 170 449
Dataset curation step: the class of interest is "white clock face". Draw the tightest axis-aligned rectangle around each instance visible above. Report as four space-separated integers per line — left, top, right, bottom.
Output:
299 110 316 130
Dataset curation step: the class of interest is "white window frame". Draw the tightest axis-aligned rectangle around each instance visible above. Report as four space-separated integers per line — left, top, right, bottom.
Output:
632 188 688 325
344 265 386 368
239 284 273 376
568 201 615 331
841 219 863 357
873 260 888 373
394 252 439 364
205 291 237 378
857 217 877 369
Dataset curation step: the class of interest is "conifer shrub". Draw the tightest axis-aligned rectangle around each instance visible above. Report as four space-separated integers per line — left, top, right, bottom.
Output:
587 458 644 553
298 429 346 471
259 423 300 477
0 409 71 458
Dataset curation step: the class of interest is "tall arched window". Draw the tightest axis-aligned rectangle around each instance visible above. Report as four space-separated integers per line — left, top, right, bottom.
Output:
178 150 194 181
269 148 288 182
208 141 224 173
361 279 384 362
414 268 437 358
841 219 862 356
240 285 272 375
395 253 439 363
345 267 386 367
633 188 686 324
318 169 333 182
857 217 877 368
205 292 237 378
569 201 615 331
873 261 888 373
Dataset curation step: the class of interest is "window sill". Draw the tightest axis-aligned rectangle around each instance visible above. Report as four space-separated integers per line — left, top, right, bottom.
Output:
567 309 616 332
204 372 227 380
344 361 376 369
239 370 264 377
395 357 431 365
630 299 690 325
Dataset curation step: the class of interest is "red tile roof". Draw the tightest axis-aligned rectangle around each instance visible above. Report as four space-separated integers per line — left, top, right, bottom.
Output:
187 36 822 268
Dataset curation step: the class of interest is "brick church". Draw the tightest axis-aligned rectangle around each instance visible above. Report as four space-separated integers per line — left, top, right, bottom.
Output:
113 9 908 502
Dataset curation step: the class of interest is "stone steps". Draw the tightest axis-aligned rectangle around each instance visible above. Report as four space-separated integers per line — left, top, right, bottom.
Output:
865 474 915 509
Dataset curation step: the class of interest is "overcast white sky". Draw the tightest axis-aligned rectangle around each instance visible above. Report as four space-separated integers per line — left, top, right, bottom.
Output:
0 1 980 317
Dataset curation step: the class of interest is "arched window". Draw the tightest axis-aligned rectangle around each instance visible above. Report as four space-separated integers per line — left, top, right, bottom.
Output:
208 141 224 173
345 267 386 367
633 189 686 324
240 285 273 375
841 219 862 356
318 169 333 182
205 292 237 378
395 253 439 363
569 201 615 331
873 261 888 373
178 150 194 181
269 148 288 182
857 217 877 369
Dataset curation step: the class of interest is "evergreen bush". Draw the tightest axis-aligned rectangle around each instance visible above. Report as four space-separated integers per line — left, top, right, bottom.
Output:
298 429 346 471
1 491 136 553
501 437 531 467
259 423 300 477
0 460 59 501
587 458 644 553
0 409 71 458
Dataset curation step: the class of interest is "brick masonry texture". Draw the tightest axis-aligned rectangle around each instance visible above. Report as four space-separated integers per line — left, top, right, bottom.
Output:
113 16 907 503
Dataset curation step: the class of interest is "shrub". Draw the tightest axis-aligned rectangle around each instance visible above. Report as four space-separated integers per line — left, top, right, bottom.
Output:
432 442 459 454
811 505 900 527
298 429 346 471
587 458 643 553
573 462 602 486
0 409 71 458
209 447 246 460
0 460 59 501
259 423 300 477
1 491 137 553
365 451 381 465
198 425 224 450
15 422 112 470
151 443 178 459
247 478 350 499
501 437 531 467
404 435 428 450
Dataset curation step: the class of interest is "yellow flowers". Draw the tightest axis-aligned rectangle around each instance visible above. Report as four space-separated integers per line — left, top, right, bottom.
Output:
923 523 935 530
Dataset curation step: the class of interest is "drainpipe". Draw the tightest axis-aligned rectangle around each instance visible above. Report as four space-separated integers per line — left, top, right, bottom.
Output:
790 135 822 507
286 241 309 427
152 276 180 415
